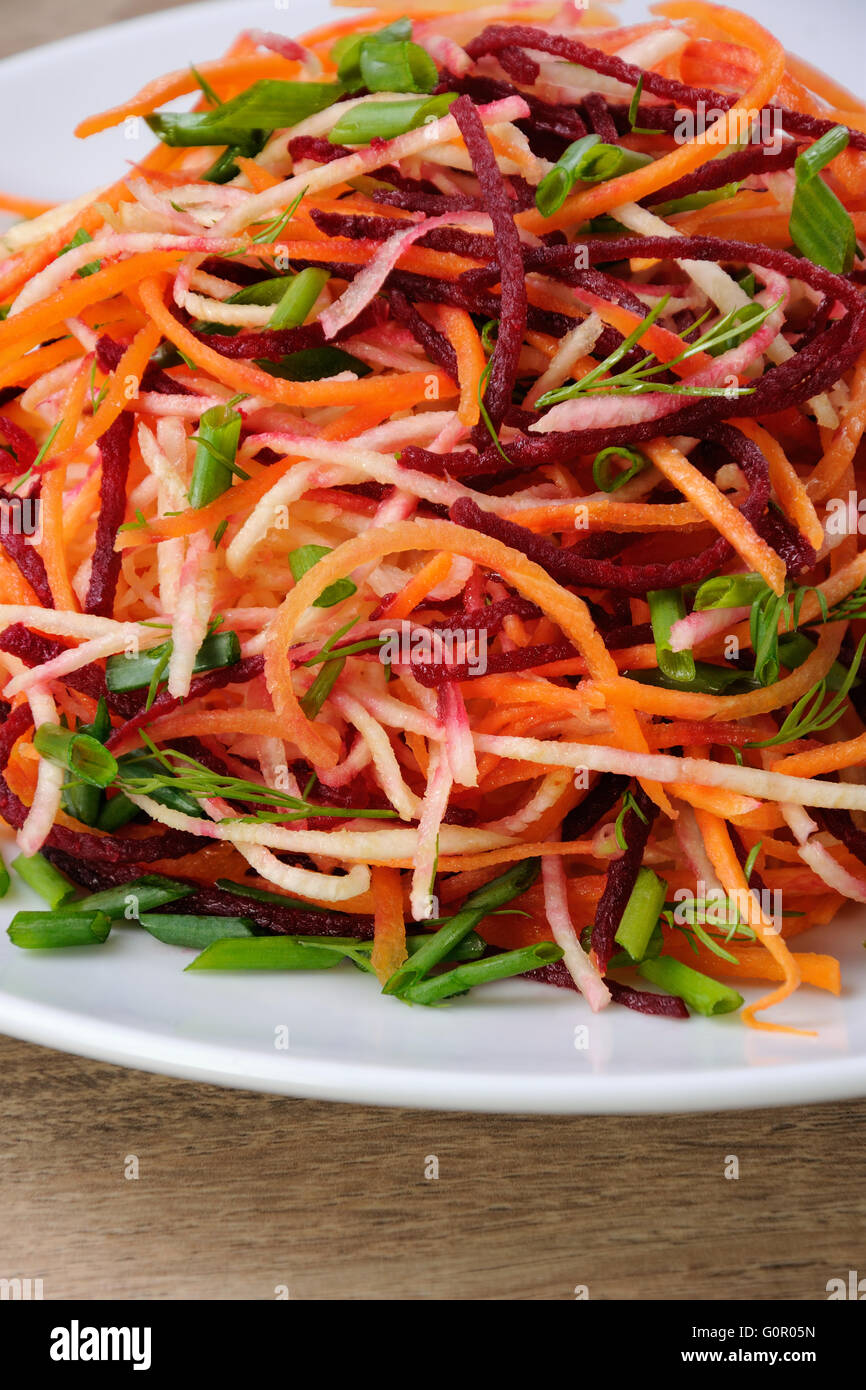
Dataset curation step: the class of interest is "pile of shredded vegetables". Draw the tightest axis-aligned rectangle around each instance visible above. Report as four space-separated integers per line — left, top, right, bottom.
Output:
2 0 866 1029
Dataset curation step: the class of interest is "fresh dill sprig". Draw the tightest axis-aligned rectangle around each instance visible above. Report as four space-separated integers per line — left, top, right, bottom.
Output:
117 734 396 822
535 295 782 408
748 633 866 747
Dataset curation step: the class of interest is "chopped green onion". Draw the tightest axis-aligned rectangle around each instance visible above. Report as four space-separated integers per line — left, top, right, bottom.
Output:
188 399 244 509
638 955 744 1016
693 572 768 609
186 936 353 971
141 913 255 948
201 130 271 183
186 927 488 975
789 125 855 273
631 662 758 695
328 92 457 145
61 697 111 827
105 629 240 693
147 80 343 147
12 852 77 909
0 860 9 899
652 181 741 218
226 275 299 307
74 875 194 919
384 858 540 996
33 723 118 788
255 345 371 381
267 267 330 329
607 920 663 969
648 588 696 684
402 942 562 1005
614 868 668 963
215 877 328 912
103 753 204 827
592 445 647 492
289 544 357 608
299 658 345 719
535 134 653 217
332 17 411 76
359 39 437 94
8 910 111 949
335 21 436 94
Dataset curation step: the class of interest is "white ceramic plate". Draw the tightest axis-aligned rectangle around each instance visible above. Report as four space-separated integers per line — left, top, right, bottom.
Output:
1 0 865 1112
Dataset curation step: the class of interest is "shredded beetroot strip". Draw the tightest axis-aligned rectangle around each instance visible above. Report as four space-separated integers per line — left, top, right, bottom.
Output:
0 487 54 607
561 773 630 840
450 421 771 594
411 640 575 685
0 416 37 472
195 299 386 360
85 412 134 618
387 288 458 381
604 978 689 1018
813 807 866 870
451 94 527 438
105 655 265 750
645 142 799 205
592 785 658 973
96 335 192 397
525 958 688 1016
465 24 866 151
0 621 140 716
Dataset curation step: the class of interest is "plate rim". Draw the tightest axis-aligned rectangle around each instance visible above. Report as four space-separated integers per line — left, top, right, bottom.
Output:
2 979 865 1112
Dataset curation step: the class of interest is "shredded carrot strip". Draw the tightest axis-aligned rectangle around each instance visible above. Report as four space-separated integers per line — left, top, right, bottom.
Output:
370 866 407 983
379 554 454 620
695 808 809 1034
52 320 163 466
431 305 485 427
806 350 866 500
37 363 93 612
0 192 55 218
643 440 786 593
0 255 183 366
234 157 282 192
662 933 840 994
75 55 304 137
734 418 824 551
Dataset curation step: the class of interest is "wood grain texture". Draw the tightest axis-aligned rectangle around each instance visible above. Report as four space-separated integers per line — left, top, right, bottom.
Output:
0 0 864 1304
1 1034 865 1301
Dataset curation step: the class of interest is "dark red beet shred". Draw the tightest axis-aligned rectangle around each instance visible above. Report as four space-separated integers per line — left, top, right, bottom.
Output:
84 412 134 618
451 94 527 440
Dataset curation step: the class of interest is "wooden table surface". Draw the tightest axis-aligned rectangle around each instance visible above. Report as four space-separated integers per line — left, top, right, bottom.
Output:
1 0 864 1303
